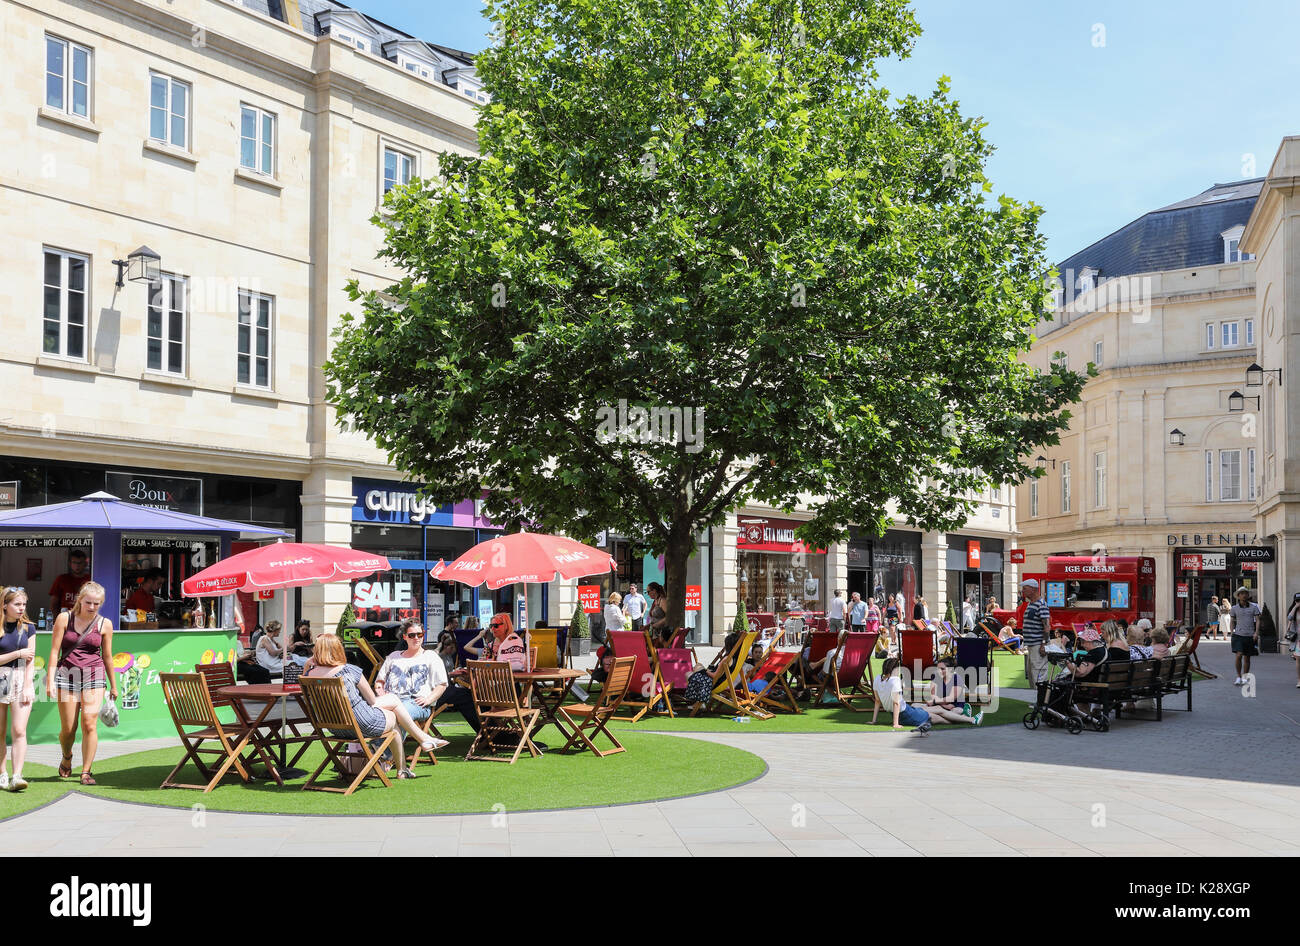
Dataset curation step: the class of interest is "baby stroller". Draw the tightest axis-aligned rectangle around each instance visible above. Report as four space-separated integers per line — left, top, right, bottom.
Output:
1022 645 1110 734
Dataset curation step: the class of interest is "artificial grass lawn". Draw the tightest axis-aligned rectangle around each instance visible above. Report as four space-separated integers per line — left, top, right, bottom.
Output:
993 651 1031 690
0 762 71 821
67 730 765 815
596 695 1028 733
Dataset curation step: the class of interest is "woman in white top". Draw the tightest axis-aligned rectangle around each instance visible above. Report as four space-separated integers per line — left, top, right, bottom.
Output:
1217 599 1232 641
869 657 933 733
604 592 626 635
255 620 288 674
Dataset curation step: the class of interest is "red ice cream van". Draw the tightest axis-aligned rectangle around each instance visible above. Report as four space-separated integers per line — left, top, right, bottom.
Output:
995 556 1156 630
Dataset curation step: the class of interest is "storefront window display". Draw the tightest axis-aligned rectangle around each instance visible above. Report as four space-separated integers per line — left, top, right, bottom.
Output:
871 530 922 608
736 516 826 617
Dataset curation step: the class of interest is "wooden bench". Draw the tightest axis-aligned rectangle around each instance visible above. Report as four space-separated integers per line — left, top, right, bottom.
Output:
1072 655 1192 722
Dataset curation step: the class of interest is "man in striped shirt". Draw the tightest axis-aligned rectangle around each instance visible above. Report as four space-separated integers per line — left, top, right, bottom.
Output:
1020 578 1051 689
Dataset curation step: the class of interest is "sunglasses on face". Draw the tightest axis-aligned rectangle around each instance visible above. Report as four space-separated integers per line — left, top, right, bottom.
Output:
404 632 423 639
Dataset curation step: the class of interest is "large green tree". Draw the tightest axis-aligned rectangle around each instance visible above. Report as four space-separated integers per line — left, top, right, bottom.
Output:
325 0 1085 630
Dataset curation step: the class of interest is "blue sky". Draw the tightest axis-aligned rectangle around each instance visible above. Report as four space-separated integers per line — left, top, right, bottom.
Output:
361 0 1297 263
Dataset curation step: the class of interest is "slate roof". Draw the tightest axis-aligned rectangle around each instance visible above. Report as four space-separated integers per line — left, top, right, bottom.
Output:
1055 179 1263 283
237 0 476 86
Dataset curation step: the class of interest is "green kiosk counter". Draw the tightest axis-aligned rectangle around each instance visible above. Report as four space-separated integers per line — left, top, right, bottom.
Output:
27 626 241 744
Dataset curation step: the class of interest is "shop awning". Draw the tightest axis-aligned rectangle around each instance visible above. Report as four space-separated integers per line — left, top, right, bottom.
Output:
0 491 287 538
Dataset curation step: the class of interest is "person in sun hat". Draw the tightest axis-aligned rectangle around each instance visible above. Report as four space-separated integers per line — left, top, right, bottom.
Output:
1229 586 1261 686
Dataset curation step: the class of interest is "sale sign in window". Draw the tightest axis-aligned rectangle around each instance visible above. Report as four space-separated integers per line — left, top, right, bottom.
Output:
578 585 602 613
685 585 702 610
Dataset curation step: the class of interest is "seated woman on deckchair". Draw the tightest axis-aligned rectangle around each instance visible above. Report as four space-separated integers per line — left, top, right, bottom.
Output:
681 632 742 716
796 630 846 701
998 617 1024 653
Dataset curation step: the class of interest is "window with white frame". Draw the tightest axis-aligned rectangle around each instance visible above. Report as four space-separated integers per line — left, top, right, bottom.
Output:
46 35 91 118
146 274 187 375
1205 323 1216 350
1030 480 1039 518
1205 451 1213 502
42 248 89 359
1061 461 1072 514
1247 447 1257 501
382 147 414 195
1093 339 1103 367
239 105 275 175
990 485 1001 503
149 72 189 149
237 290 273 388
1223 226 1254 263
1245 319 1254 346
1220 449 1241 501
1221 321 1239 348
1093 451 1106 508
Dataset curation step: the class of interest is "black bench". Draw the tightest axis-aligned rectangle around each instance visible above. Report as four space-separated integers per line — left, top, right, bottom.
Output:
1072 654 1192 722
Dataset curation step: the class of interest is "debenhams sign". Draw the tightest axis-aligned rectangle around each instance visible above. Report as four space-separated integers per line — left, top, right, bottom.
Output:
1167 533 1257 547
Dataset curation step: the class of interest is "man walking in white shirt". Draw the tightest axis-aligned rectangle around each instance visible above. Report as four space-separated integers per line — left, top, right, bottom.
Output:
828 590 846 633
622 584 647 631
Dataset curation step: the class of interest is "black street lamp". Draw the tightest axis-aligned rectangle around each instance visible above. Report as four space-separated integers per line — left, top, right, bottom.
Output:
112 245 162 289
1035 455 1056 470
1227 391 1260 413
1168 428 1185 446
1245 362 1283 388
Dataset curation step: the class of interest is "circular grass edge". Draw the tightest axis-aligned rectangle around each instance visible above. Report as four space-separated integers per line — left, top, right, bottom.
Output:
71 730 768 817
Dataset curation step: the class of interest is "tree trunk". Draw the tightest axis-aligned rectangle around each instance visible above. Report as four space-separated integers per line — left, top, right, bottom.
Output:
662 526 693 637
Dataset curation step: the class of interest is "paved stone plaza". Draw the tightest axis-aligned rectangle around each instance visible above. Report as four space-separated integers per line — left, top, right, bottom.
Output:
7 642 1299 857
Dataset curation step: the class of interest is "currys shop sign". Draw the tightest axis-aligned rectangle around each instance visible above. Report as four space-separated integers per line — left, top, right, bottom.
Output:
352 478 452 525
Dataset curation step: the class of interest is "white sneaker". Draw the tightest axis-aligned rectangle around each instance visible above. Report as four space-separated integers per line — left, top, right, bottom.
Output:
0 772 8 791
1233 676 1243 685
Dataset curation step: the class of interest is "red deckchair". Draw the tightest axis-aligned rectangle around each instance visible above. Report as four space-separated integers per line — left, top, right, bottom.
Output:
608 629 674 721
898 627 937 700
799 630 840 692
811 632 878 710
749 649 803 715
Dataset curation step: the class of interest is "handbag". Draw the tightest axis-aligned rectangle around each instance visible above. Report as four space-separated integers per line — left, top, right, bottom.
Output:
101 695 120 728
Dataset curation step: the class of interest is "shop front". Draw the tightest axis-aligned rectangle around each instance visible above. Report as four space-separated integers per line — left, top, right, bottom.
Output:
0 456 300 632
0 492 288 744
946 534 1005 617
736 515 827 623
349 477 526 636
1173 544 1272 629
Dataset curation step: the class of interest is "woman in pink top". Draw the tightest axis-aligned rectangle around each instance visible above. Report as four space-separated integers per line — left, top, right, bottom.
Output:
46 581 117 785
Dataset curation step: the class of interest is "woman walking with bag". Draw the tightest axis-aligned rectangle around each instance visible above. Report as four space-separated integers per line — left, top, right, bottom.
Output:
47 582 117 785
0 588 37 791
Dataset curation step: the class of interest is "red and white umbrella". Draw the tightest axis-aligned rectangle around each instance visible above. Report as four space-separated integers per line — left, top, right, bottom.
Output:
183 542 389 596
184 540 389 777
431 532 615 668
430 532 615 589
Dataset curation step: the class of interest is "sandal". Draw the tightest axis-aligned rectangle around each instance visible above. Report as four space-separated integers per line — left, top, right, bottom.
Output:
58 755 72 779
79 773 96 786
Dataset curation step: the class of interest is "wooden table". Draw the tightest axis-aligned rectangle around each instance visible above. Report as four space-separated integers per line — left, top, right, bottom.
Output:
216 683 314 781
512 668 584 741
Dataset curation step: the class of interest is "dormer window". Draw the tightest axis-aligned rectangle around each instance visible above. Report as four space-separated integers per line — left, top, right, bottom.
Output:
1222 225 1253 263
317 10 380 56
1077 266 1098 295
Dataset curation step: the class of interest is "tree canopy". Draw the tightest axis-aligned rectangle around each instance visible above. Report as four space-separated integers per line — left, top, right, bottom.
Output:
324 0 1086 627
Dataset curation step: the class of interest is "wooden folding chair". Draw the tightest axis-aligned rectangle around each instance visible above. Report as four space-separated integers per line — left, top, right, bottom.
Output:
752 649 803 715
608 629 674 721
351 635 386 686
982 623 1021 655
159 673 277 793
558 655 636 757
196 661 316 769
798 630 840 693
465 660 541 763
706 630 765 718
811 632 877 710
297 675 396 794
1180 624 1217 679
